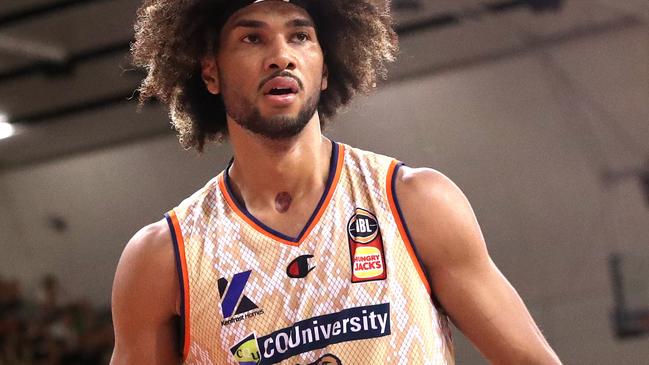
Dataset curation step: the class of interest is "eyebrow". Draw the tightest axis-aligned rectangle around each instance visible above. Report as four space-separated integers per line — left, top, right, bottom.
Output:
232 19 266 29
231 17 315 30
287 18 315 28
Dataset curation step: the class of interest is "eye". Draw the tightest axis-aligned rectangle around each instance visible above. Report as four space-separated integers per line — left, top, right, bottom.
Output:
242 34 262 44
293 32 310 43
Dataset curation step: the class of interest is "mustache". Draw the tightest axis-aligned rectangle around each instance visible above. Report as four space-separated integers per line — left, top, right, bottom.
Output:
258 70 304 92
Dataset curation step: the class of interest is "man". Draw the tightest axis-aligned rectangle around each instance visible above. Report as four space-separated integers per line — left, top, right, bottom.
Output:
111 0 561 364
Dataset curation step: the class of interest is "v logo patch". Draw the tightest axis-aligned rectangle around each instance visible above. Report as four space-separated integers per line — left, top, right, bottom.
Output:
218 270 258 318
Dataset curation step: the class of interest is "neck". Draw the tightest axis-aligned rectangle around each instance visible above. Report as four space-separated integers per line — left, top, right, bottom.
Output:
226 116 332 211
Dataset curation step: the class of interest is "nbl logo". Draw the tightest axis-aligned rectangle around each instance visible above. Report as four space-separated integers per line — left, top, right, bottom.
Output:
347 209 379 243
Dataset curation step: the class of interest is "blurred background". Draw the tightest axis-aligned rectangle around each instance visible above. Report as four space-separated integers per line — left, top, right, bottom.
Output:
0 0 647 364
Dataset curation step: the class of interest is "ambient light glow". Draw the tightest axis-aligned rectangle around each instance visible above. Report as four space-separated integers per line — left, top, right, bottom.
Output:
0 114 15 140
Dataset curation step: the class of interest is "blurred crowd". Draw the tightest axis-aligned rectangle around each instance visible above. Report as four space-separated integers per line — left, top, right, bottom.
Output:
0 275 113 365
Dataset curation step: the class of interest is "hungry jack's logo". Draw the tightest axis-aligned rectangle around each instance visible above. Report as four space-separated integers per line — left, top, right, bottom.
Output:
347 208 387 282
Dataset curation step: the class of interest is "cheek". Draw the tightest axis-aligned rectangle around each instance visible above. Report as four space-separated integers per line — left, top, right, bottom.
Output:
220 61 258 94
305 51 326 88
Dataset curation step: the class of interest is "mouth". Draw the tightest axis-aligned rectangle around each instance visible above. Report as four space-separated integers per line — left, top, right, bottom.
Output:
262 76 300 96
267 88 295 95
262 76 300 106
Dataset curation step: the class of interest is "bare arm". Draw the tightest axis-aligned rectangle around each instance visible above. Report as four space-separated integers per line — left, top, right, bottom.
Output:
395 167 561 365
110 220 182 365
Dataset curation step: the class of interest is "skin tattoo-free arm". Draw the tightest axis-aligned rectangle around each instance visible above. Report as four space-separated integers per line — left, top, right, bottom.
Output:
110 221 181 365
395 166 562 365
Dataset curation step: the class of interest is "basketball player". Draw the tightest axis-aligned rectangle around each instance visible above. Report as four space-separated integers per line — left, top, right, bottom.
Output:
111 0 561 364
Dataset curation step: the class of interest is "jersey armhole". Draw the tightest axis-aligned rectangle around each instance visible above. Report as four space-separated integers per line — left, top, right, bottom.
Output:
164 210 191 361
385 160 448 314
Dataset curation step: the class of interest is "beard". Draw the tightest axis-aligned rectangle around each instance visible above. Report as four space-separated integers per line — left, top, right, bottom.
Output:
220 73 321 140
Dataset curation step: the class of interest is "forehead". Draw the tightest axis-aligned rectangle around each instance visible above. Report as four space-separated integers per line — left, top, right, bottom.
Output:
223 1 314 30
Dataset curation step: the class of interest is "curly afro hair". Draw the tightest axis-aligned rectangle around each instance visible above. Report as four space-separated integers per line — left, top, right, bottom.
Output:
132 0 398 151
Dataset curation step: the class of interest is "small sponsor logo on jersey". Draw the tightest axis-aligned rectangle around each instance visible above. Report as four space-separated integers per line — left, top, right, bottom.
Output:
305 353 342 365
230 333 261 365
347 208 387 283
286 254 315 278
218 270 265 326
232 304 389 364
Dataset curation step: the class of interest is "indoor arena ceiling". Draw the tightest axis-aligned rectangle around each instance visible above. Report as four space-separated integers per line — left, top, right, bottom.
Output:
0 0 646 167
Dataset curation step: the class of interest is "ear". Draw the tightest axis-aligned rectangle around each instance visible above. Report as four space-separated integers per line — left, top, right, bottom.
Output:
320 64 328 91
201 56 220 95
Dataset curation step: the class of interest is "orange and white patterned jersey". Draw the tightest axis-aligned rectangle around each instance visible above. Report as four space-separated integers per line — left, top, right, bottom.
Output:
165 142 455 365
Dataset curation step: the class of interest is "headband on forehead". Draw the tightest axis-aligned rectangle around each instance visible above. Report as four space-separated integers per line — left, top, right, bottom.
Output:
212 0 311 35
229 0 306 11
223 0 306 17
252 0 307 9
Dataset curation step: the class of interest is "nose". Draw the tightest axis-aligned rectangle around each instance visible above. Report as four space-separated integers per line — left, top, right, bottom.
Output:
264 37 296 72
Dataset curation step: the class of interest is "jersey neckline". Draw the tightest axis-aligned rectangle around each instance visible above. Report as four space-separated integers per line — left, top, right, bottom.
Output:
218 141 345 246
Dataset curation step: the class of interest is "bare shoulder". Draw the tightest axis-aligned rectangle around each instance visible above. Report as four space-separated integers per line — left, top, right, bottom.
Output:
112 219 178 315
110 219 181 364
394 166 462 205
393 166 488 270
120 220 175 272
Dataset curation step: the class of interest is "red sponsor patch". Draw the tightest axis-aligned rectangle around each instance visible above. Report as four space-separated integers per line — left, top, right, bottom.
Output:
347 208 387 282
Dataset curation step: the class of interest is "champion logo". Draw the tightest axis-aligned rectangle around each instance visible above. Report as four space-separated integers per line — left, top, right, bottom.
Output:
286 254 315 278
218 270 264 325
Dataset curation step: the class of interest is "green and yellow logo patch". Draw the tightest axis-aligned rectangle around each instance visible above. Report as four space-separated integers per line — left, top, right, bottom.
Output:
230 333 261 365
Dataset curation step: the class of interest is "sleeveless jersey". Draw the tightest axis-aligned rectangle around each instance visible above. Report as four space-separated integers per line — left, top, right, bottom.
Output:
165 142 455 365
